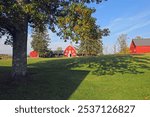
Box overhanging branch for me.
[0,15,16,36]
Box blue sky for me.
[89,0,150,53]
[0,0,150,54]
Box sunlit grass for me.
[0,54,150,100]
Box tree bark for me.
[12,21,28,79]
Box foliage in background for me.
[54,47,63,57]
[134,36,143,40]
[117,34,129,54]
[0,54,11,60]
[78,39,103,56]
[31,27,50,58]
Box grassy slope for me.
[0,55,150,100]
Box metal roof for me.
[133,39,150,46]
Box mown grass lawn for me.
[0,55,150,100]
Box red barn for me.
[29,51,39,58]
[130,39,150,54]
[64,45,77,57]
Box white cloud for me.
[116,20,150,35]
[105,11,150,36]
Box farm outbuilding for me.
[130,39,150,54]
[29,51,39,58]
[64,45,77,57]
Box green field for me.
[0,55,150,100]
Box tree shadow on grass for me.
[71,55,150,76]
[0,55,150,99]
[0,59,89,100]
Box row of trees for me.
[31,27,108,57]
[31,28,144,56]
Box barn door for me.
[68,51,72,57]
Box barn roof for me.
[133,39,150,46]
[65,45,76,51]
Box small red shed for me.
[130,39,150,54]
[29,51,39,58]
[64,45,77,57]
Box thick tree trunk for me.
[12,22,28,79]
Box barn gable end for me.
[130,40,136,53]
[64,45,77,57]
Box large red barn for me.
[64,45,77,57]
[130,39,150,54]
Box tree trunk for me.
[12,22,28,79]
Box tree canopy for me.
[0,0,108,77]
[57,3,109,42]
[0,0,106,39]
[57,3,109,56]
